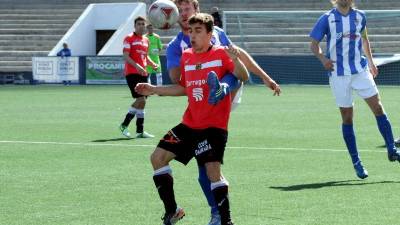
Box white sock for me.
[154,165,172,176]
[156,73,163,86]
[128,107,137,115]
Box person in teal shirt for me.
[145,24,163,85]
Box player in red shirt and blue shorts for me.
[135,13,248,225]
[119,16,158,139]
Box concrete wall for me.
[48,3,146,56]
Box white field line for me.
[0,140,386,153]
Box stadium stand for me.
[156,0,400,56]
[0,0,148,74]
[223,10,400,55]
[0,0,399,76]
[201,0,400,11]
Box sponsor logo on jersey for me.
[195,139,212,156]
[192,88,204,102]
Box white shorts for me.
[329,70,378,108]
[231,82,244,111]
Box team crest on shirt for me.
[192,88,203,101]
[195,63,202,70]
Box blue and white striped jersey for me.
[310,8,368,76]
[166,26,232,70]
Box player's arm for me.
[168,67,181,84]
[166,39,182,84]
[227,53,249,82]
[310,38,335,71]
[224,45,248,81]
[147,55,158,70]
[217,29,247,81]
[310,14,333,71]
[232,58,249,79]
[219,27,280,93]
[232,57,248,82]
[123,52,146,75]
[236,47,281,95]
[135,83,185,96]
[361,28,378,77]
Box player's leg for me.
[230,82,243,111]
[151,147,184,224]
[205,162,233,225]
[151,147,178,216]
[197,165,220,224]
[207,71,240,105]
[153,124,193,224]
[156,72,163,86]
[330,74,368,179]
[148,72,156,85]
[339,107,367,178]
[354,71,400,162]
[133,96,153,138]
[363,95,400,161]
[134,76,154,138]
[396,137,400,147]
[197,128,233,225]
[120,104,136,138]
[195,129,220,224]
[120,75,139,138]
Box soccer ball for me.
[147,0,179,30]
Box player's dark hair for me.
[188,13,214,33]
[173,0,199,12]
[134,16,146,25]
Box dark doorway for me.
[96,30,116,54]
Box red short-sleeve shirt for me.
[179,46,235,130]
[123,33,149,76]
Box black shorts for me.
[126,74,148,98]
[157,123,228,166]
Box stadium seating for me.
[0,0,400,74]
[200,0,400,11]
[157,0,400,55]
[0,0,148,73]
[222,12,400,55]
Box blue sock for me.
[198,166,218,214]
[342,124,360,164]
[220,73,240,93]
[376,114,396,153]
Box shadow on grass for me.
[270,180,400,191]
[92,138,134,142]
[377,142,400,148]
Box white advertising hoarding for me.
[32,57,79,83]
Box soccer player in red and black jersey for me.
[119,16,158,138]
[136,13,246,225]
